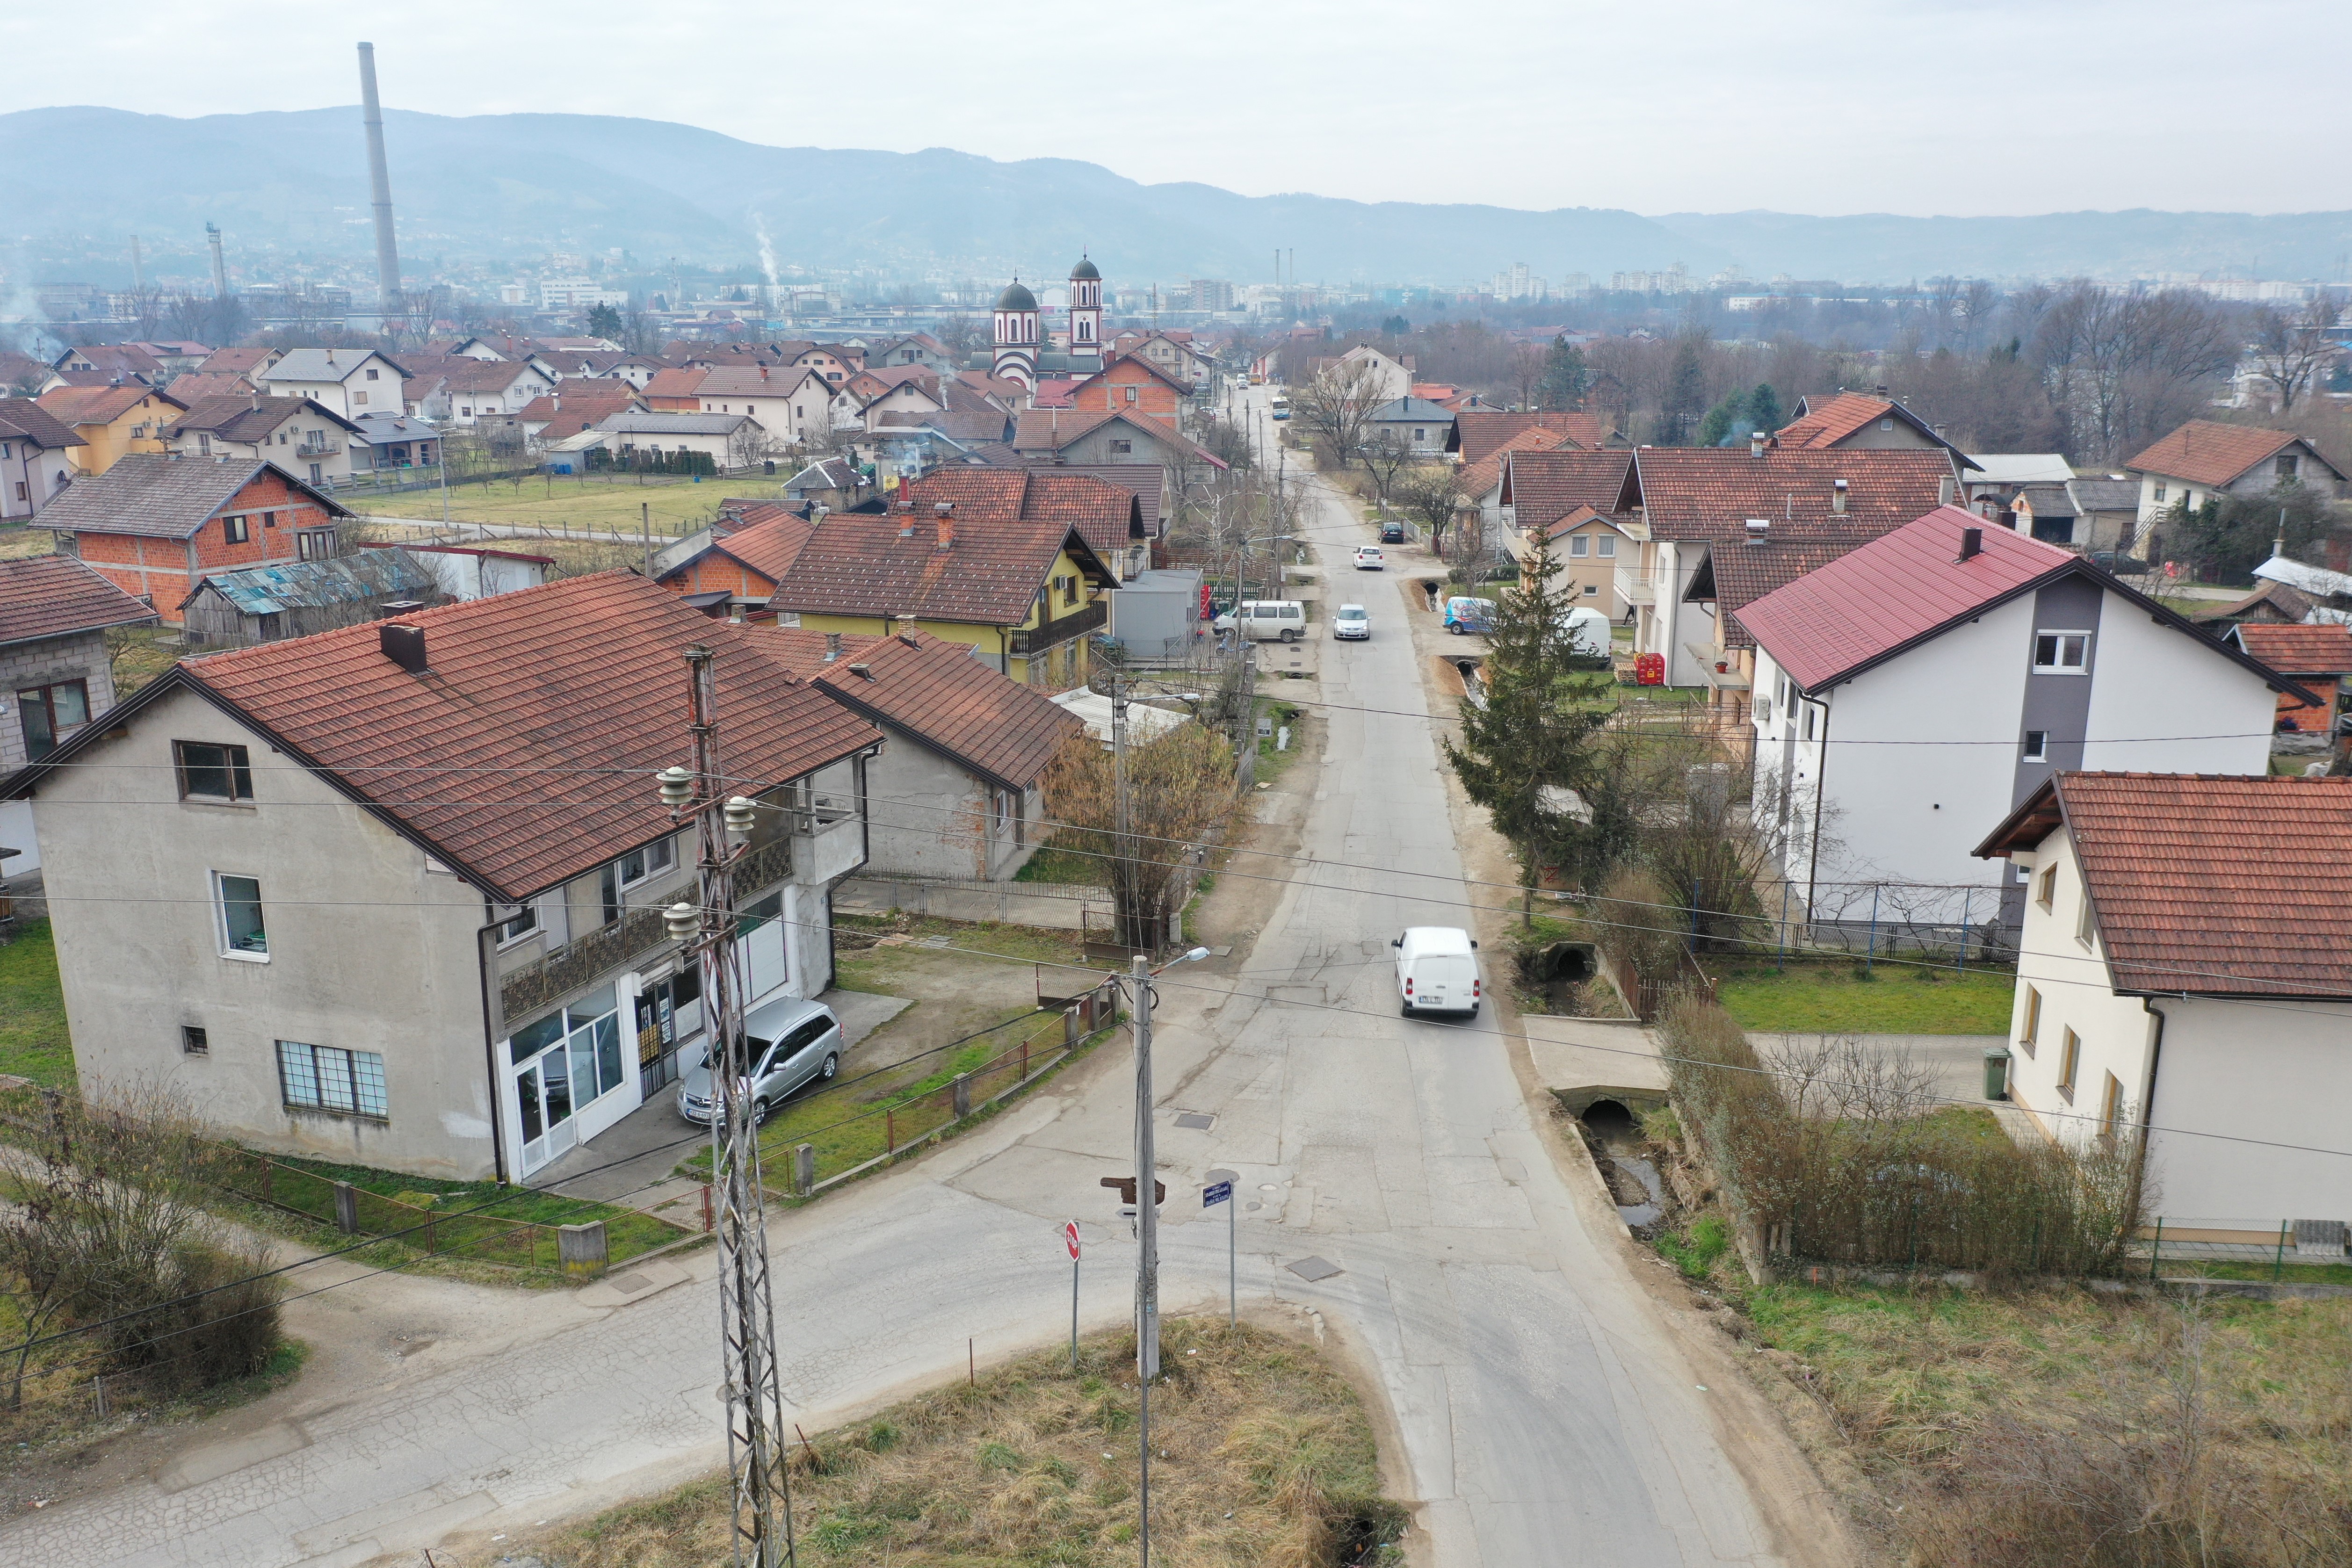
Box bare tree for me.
[727,419,781,471]
[1291,356,1389,469]
[1393,464,1466,557]
[1508,341,1547,408]
[2247,298,2339,414]
[1037,725,1245,951]
[1360,432,1419,507]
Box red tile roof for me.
[1498,448,1638,529]
[1453,411,1612,467]
[0,554,159,649]
[1977,773,2352,998]
[195,347,275,375]
[141,573,876,900]
[766,476,1119,626]
[1776,393,1899,448]
[37,384,181,426]
[159,372,256,401]
[641,367,710,401]
[2124,419,2329,488]
[909,467,1141,558]
[1632,447,1955,542]
[1457,426,1568,499]
[516,384,642,441]
[2230,621,2352,674]
[713,509,820,585]
[750,627,1082,790]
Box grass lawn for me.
[0,526,57,561]
[1252,697,1310,784]
[347,474,752,533]
[0,919,74,1087]
[1713,958,2017,1033]
[1012,843,1107,886]
[488,1318,1404,1568]
[1730,1279,2352,1563]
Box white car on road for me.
[1353,546,1385,570]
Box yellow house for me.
[766,469,1126,689]
[1517,504,1640,619]
[35,385,188,476]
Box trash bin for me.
[1983,1045,2011,1101]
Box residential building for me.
[1734,506,2307,925]
[3,573,883,1180]
[51,343,164,384]
[398,357,555,426]
[1109,330,1209,386]
[1448,410,1620,466]
[1961,454,2074,504]
[752,627,1081,880]
[1364,396,1457,456]
[0,556,158,872]
[583,411,772,470]
[782,455,873,512]
[514,384,644,447]
[1773,393,1978,471]
[0,402,86,520]
[355,542,551,601]
[194,347,283,381]
[180,549,446,647]
[163,372,261,402]
[36,385,187,476]
[2227,622,2352,741]
[764,470,1122,687]
[348,413,442,475]
[652,505,820,610]
[690,365,833,445]
[1064,354,1193,426]
[1009,408,1226,506]
[1331,345,1411,402]
[1519,506,1638,617]
[255,349,406,419]
[1492,448,1639,548]
[2124,420,2347,547]
[871,333,952,370]
[163,397,363,487]
[1974,773,2352,1228]
[34,455,353,622]
[1458,426,1572,536]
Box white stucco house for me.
[2123,419,2346,546]
[1975,772,2352,1240]
[254,348,408,420]
[4,573,883,1181]
[1733,506,2312,934]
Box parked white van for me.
[1391,926,1482,1017]
[1562,606,1612,659]
[1214,600,1309,643]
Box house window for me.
[213,872,268,959]
[2019,985,2041,1054]
[223,514,250,545]
[365,368,380,381]
[616,835,678,889]
[2036,865,2057,910]
[15,679,90,760]
[297,529,335,561]
[2033,631,2090,672]
[498,903,540,947]
[2022,730,2048,761]
[1569,535,1590,557]
[353,390,368,406]
[174,740,254,801]
[277,1041,388,1120]
[1801,703,1816,741]
[1878,419,1893,431]
[2152,484,2166,503]
[181,1025,209,1056]
[1582,583,1599,596]
[1125,386,1138,403]
[2099,1071,2124,1141]
[1597,536,1615,558]
[1058,573,1079,607]
[2056,1027,2081,1102]
[2076,883,2095,945]
[2275,454,2299,479]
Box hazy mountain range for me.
[5,106,2351,291]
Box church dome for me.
[996,280,1039,311]
[1069,256,1100,281]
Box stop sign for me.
[1064,1220,1082,1261]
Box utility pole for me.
[1130,949,1160,1568]
[1110,673,1132,949]
[659,651,795,1568]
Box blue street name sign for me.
[1203,1180,1233,1207]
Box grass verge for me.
[1714,958,2017,1033]
[346,473,746,531]
[0,919,73,1087]
[484,1318,1406,1568]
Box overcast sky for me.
[5,0,2347,217]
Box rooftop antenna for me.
[357,42,404,319]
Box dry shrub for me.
[1592,865,1685,998]
[1658,998,2141,1277]
[518,1318,1404,1568]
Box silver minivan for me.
[677,995,843,1124]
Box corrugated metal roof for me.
[190,549,441,615]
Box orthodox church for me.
[987,256,1106,392]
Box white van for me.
[1214,600,1308,643]
[1563,606,1612,658]
[1391,926,1482,1017]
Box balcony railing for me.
[1010,599,1107,656]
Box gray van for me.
[676,995,843,1125]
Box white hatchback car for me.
[1332,604,1370,639]
[1353,545,1385,570]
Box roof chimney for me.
[824,631,842,662]
[376,598,425,620]
[1938,475,1956,507]
[1749,429,1767,458]
[935,509,955,550]
[380,621,427,673]
[1744,518,1770,545]
[1831,477,1848,514]
[1956,526,1983,562]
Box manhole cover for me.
[1174,1113,1215,1130]
[605,1272,651,1293]
[1286,1256,1343,1282]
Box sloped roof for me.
[707,509,820,587]
[1498,448,1638,529]
[262,348,399,383]
[37,384,181,426]
[641,367,711,400]
[1964,454,2075,487]
[2124,420,2330,488]
[597,411,751,436]
[1042,464,1164,522]
[692,364,825,399]
[1777,393,1904,447]
[914,467,1141,556]
[11,573,880,902]
[1459,426,1569,499]
[1975,773,2352,999]
[1702,525,1924,650]
[2191,578,2316,625]
[750,627,1081,791]
[183,548,441,615]
[1534,505,1631,545]
[400,356,541,395]
[2230,621,2352,675]
[1369,396,1459,422]
[1452,411,1613,466]
[1633,447,1954,542]
[159,373,255,401]
[33,454,351,539]
[2067,477,2140,513]
[1732,506,2311,695]
[166,396,357,444]
[0,555,158,648]
[195,347,275,374]
[515,385,641,441]
[0,400,85,448]
[766,481,1117,625]
[1010,408,1224,470]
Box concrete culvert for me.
[1581,1098,1636,1138]
[1516,939,1595,985]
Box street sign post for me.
[1205,1169,1238,1327]
[1064,1221,1081,1370]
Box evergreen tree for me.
[1535,335,1592,410]
[586,302,624,341]
[1443,528,1618,920]
[1743,382,1783,434]
[1659,336,1707,444]
[1697,392,1744,448]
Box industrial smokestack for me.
[205,224,228,300]
[356,43,404,317]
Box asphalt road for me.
[2,395,1780,1568]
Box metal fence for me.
[2140,1217,2350,1279]
[1762,879,2019,967]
